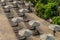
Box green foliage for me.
[41,3,58,19]
[48,0,60,3]
[39,0,48,4]
[52,16,60,25]
[35,2,44,17]
[48,0,57,3]
[48,0,60,6]
[35,2,58,19]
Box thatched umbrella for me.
[49,24,60,36]
[12,1,19,8]
[18,8,29,17]
[19,8,29,13]
[4,5,13,12]
[4,5,10,12]
[10,20,18,27]
[28,20,40,35]
[13,1,18,4]
[3,5,13,10]
[11,17,23,27]
[28,20,40,30]
[18,29,32,37]
[5,5,13,8]
[1,0,6,6]
[25,1,33,7]
[25,1,33,12]
[17,0,25,4]
[40,34,55,40]
[1,0,5,2]
[6,13,13,19]
[18,29,32,40]
[11,17,23,23]
[18,0,25,4]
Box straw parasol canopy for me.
[19,8,29,13]
[48,24,60,31]
[13,1,19,4]
[40,34,55,40]
[1,0,6,6]
[25,1,33,7]
[28,20,40,27]
[16,0,25,4]
[1,0,6,2]
[3,5,13,12]
[13,1,17,4]
[18,8,29,16]
[11,17,23,23]
[4,5,13,9]
[18,29,32,37]
[6,13,13,18]
[12,1,19,8]
[4,5,9,8]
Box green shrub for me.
[52,16,60,25]
[41,3,58,19]
[35,2,58,19]
[35,2,44,17]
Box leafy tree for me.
[41,3,58,19]
[52,16,60,25]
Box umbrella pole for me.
[28,6,32,13]
[30,26,36,30]
[2,2,6,6]
[34,29,40,36]
[33,27,36,30]
[32,27,40,36]
[24,36,27,40]
[53,30,56,36]
[23,13,27,18]
[17,22,19,26]
[20,36,27,40]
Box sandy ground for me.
[0,3,40,40]
[0,1,60,40]
[26,13,60,40]
[0,5,18,40]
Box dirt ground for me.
[0,11,18,40]
[0,1,60,40]
[26,13,60,40]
